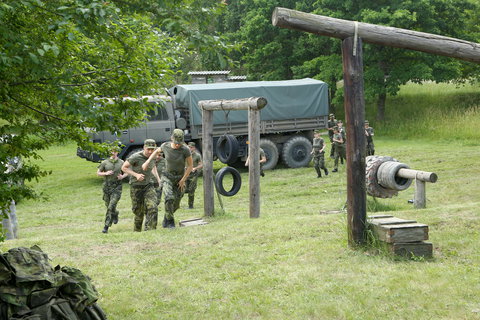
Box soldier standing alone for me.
[332,126,346,172]
[311,131,329,178]
[121,139,161,232]
[97,147,128,234]
[185,142,203,209]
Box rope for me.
[353,21,359,56]
[220,100,231,134]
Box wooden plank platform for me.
[368,216,417,225]
[369,222,429,243]
[387,242,433,258]
[179,218,208,227]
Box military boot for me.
[167,219,175,228]
[315,167,322,178]
[112,210,119,224]
[102,225,109,234]
[324,168,329,176]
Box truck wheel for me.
[216,134,239,165]
[282,136,312,168]
[215,166,242,197]
[125,147,143,161]
[259,139,279,170]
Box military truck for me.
[77,78,329,170]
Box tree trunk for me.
[376,92,386,122]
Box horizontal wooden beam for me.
[199,97,268,111]
[397,168,438,183]
[272,7,480,64]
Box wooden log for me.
[202,109,214,216]
[387,242,433,258]
[415,180,427,209]
[199,97,267,111]
[179,218,209,227]
[272,7,480,64]
[342,36,367,246]
[397,168,438,183]
[248,107,261,218]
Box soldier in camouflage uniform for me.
[146,129,192,228]
[332,126,346,172]
[97,147,128,233]
[337,120,346,165]
[245,141,267,177]
[311,131,329,178]
[121,139,161,232]
[185,142,203,209]
[327,113,337,159]
[365,120,375,156]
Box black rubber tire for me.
[281,136,312,168]
[124,147,143,161]
[365,156,399,198]
[259,139,279,170]
[216,135,239,165]
[214,166,242,197]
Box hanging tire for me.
[259,139,279,170]
[281,136,312,168]
[216,135,239,165]
[215,167,242,197]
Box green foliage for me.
[0,0,225,211]
[217,0,480,118]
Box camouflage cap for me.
[365,120,369,124]
[329,113,335,117]
[172,129,184,144]
[188,142,196,147]
[144,139,156,149]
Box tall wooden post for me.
[202,109,214,216]
[248,106,261,218]
[342,36,367,246]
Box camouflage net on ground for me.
[0,245,107,320]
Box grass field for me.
[1,82,480,319]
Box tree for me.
[217,0,479,120]
[0,0,225,216]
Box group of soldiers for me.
[311,113,375,178]
[96,129,203,233]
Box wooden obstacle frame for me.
[199,97,268,218]
[272,7,480,246]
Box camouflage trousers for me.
[155,181,164,207]
[313,152,327,176]
[366,141,375,156]
[102,182,122,227]
[185,174,198,208]
[130,183,158,232]
[334,144,346,169]
[162,174,185,220]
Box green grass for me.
[2,82,480,319]
[366,82,480,143]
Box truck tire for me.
[282,136,312,168]
[215,167,242,197]
[124,147,143,161]
[365,156,399,198]
[259,139,279,170]
[377,161,413,191]
[216,134,239,165]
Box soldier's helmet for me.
[172,129,184,144]
[144,139,156,149]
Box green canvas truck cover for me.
[170,78,329,126]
